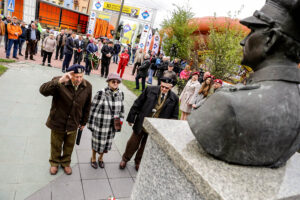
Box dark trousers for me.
[135,74,146,90]
[73,51,83,64]
[49,130,77,167]
[42,51,53,64]
[19,38,25,54]
[55,45,64,60]
[132,62,141,75]
[25,40,36,59]
[122,131,148,165]
[6,39,19,58]
[101,59,110,77]
[113,53,119,63]
[4,34,8,52]
[62,53,73,71]
[85,58,91,75]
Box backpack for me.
[155,58,161,65]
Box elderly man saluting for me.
[40,64,92,175]
[120,77,179,171]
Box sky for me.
[125,0,265,28]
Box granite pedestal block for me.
[131,118,300,200]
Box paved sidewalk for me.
[0,61,138,200]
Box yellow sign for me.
[103,2,140,18]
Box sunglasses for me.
[111,80,120,84]
[160,85,171,90]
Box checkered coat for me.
[87,87,124,153]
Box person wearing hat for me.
[119,76,179,171]
[179,72,201,120]
[40,64,92,175]
[213,79,223,90]
[117,49,130,78]
[101,41,114,78]
[42,32,57,67]
[87,73,124,169]
[188,0,300,168]
[162,62,177,84]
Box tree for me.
[202,15,246,81]
[161,4,197,60]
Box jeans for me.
[135,74,146,90]
[147,69,155,84]
[131,55,135,64]
[62,53,73,72]
[113,53,119,63]
[19,38,25,54]
[6,39,19,58]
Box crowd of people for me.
[2,15,224,176]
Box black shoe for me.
[91,158,98,169]
[19,53,23,56]
[54,58,58,60]
[6,56,9,59]
[48,64,52,67]
[41,63,45,66]
[13,56,19,59]
[25,57,28,60]
[98,160,105,168]
[30,58,35,61]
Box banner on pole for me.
[152,31,160,54]
[87,11,97,35]
[145,29,152,53]
[138,24,150,50]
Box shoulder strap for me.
[105,95,113,116]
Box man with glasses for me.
[119,77,179,171]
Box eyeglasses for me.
[161,85,171,90]
[111,80,120,84]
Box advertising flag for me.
[152,31,160,54]
[145,30,152,53]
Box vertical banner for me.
[87,11,97,35]
[152,31,160,54]
[138,24,150,50]
[145,29,152,53]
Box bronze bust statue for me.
[188,0,300,168]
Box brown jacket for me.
[56,34,67,46]
[40,77,92,132]
[0,21,5,36]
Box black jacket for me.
[127,86,179,134]
[64,37,75,55]
[137,58,150,77]
[150,56,157,70]
[20,26,27,39]
[113,44,121,54]
[101,45,114,61]
[157,61,169,78]
[172,61,181,74]
[74,39,85,51]
[25,28,40,41]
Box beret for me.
[66,64,85,74]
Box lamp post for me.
[114,0,125,40]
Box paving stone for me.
[0,164,21,184]
[51,181,84,200]
[105,163,131,179]
[126,162,138,178]
[25,184,51,200]
[77,149,91,163]
[82,179,113,200]
[0,183,16,200]
[109,178,134,199]
[53,165,81,182]
[79,163,107,180]
[103,150,122,163]
[15,183,49,200]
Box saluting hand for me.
[59,71,74,83]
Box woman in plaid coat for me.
[88,73,124,169]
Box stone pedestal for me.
[131,118,300,200]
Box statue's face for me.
[240,26,269,70]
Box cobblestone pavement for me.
[0,61,139,200]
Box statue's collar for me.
[248,65,300,84]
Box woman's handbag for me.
[105,96,122,132]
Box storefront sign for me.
[102,2,140,18]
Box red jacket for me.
[119,52,130,66]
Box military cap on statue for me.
[240,0,300,42]
[66,64,85,74]
[160,76,177,86]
